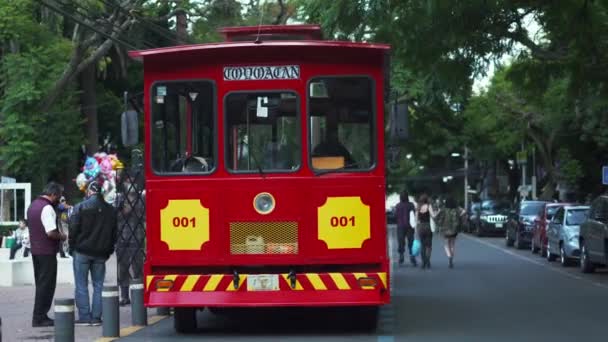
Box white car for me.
[546,205,590,266]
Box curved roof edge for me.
[128,40,390,61]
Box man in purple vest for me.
[27,182,66,327]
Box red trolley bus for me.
[128,25,391,333]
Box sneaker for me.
[90,319,102,326]
[32,318,54,327]
[74,319,91,326]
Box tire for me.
[476,224,483,237]
[546,243,557,261]
[560,244,573,267]
[580,241,595,273]
[354,306,379,332]
[174,307,197,334]
[531,238,539,254]
[505,232,514,247]
[515,233,525,250]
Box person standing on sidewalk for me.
[27,182,66,327]
[116,184,146,306]
[9,218,31,259]
[395,191,417,266]
[69,182,117,326]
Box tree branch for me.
[272,0,287,25]
[503,29,569,61]
[39,16,135,112]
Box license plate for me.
[247,274,279,291]
[495,223,503,228]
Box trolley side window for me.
[225,91,300,173]
[150,81,215,174]
[308,76,375,171]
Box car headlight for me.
[253,192,275,215]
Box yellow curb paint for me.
[94,315,169,342]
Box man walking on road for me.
[395,191,417,266]
[28,182,66,327]
[69,181,118,326]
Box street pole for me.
[464,146,469,210]
[532,146,537,200]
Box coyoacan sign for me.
[223,65,300,81]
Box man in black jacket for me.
[69,182,117,326]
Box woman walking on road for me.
[416,194,436,269]
[436,196,460,268]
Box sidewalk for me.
[0,254,156,342]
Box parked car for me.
[531,203,571,256]
[464,202,481,233]
[579,196,608,273]
[505,200,548,249]
[470,200,511,236]
[546,206,589,266]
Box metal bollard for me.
[156,307,171,316]
[130,279,147,326]
[102,285,119,337]
[54,298,74,342]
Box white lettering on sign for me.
[223,65,300,81]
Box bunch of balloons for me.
[76,152,124,204]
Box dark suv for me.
[506,200,548,249]
[579,196,608,273]
[470,200,511,237]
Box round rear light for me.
[254,192,275,215]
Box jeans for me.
[32,255,57,322]
[117,245,144,300]
[10,243,30,259]
[397,225,415,256]
[73,252,107,321]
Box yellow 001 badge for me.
[160,199,210,250]
[317,196,370,249]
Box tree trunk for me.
[80,63,98,155]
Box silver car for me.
[546,206,590,266]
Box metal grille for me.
[116,149,146,291]
[230,222,298,255]
[483,215,508,223]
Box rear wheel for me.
[560,244,573,267]
[546,243,557,261]
[174,307,197,334]
[354,306,379,332]
[580,241,595,273]
[505,232,514,247]
[531,238,539,254]
[515,232,525,250]
[476,223,483,237]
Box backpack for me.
[440,209,460,234]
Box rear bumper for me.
[145,272,389,307]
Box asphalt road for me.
[119,229,608,342]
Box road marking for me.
[94,315,168,342]
[463,234,608,290]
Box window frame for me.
[306,75,377,173]
[149,79,218,176]
[223,89,302,174]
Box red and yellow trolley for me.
[129,24,391,332]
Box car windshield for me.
[566,209,589,226]
[546,206,560,220]
[521,202,543,216]
[482,201,510,212]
